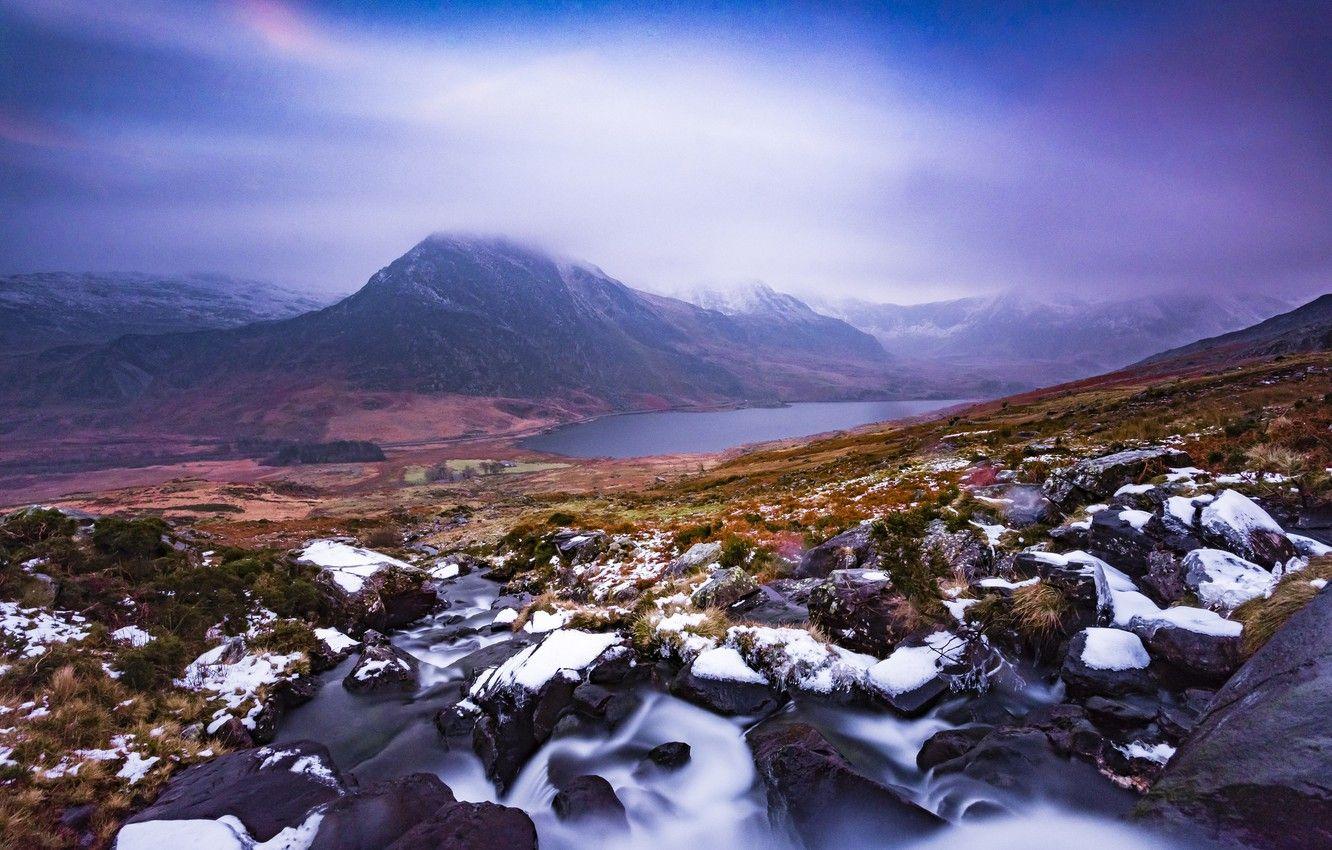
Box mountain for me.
[812,291,1295,387]
[1,236,947,449]
[0,272,327,354]
[1134,292,1332,372]
[674,282,885,362]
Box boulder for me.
[385,802,538,850]
[308,773,456,850]
[923,519,990,581]
[644,741,691,769]
[748,723,942,847]
[551,774,629,829]
[1042,447,1192,512]
[1141,550,1189,606]
[690,566,758,610]
[343,632,419,693]
[1130,617,1243,687]
[727,583,809,625]
[795,524,878,579]
[1087,508,1161,578]
[311,627,360,673]
[125,741,348,842]
[1138,588,1332,850]
[1061,628,1155,698]
[916,725,993,772]
[1182,549,1275,613]
[305,542,439,634]
[665,541,722,576]
[671,648,784,717]
[550,530,606,563]
[1199,490,1297,568]
[807,569,913,657]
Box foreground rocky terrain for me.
[1,352,1330,848]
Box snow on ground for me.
[1094,557,1243,637]
[691,645,768,685]
[1117,741,1176,765]
[970,521,1008,548]
[1079,628,1150,670]
[470,629,622,697]
[111,625,154,647]
[177,641,303,732]
[297,540,413,594]
[1182,549,1276,612]
[0,602,90,657]
[523,609,570,633]
[1288,534,1332,557]
[313,627,358,655]
[1114,483,1156,497]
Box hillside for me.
[0,272,326,354]
[1135,292,1332,372]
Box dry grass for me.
[1233,557,1332,656]
[1010,582,1069,642]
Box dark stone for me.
[550,530,606,563]
[1087,508,1160,578]
[690,566,759,609]
[126,741,348,842]
[728,583,809,625]
[670,661,784,717]
[1060,630,1155,698]
[1141,550,1189,606]
[1294,502,1332,545]
[343,639,419,693]
[1084,695,1159,727]
[314,563,440,635]
[572,681,614,716]
[916,726,993,772]
[795,524,878,579]
[807,568,913,656]
[748,723,943,848]
[309,773,456,850]
[645,741,691,769]
[434,704,477,740]
[1042,447,1192,513]
[1138,589,1332,850]
[1130,618,1242,687]
[551,774,628,829]
[385,801,538,850]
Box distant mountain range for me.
[1,236,967,448]
[0,272,326,354]
[809,291,1295,386]
[1134,292,1332,372]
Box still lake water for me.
[521,399,969,458]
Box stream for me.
[278,572,1186,849]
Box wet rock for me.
[1024,703,1108,762]
[795,523,878,579]
[309,773,455,850]
[1042,447,1192,513]
[551,774,629,829]
[126,741,348,842]
[690,566,758,610]
[665,541,722,576]
[807,568,912,657]
[1130,618,1242,687]
[310,627,360,673]
[749,723,943,847]
[1060,628,1155,698]
[1199,490,1297,568]
[728,583,809,625]
[923,519,990,580]
[550,530,606,563]
[1141,550,1188,606]
[572,681,614,716]
[385,801,538,850]
[645,741,691,769]
[313,562,439,635]
[434,703,478,740]
[671,655,784,717]
[1083,695,1159,728]
[916,726,993,771]
[1139,588,1332,850]
[343,632,419,693]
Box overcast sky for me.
[1,0,1328,304]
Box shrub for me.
[718,536,752,569]
[362,527,399,549]
[115,634,189,692]
[91,517,170,560]
[0,508,76,549]
[251,620,317,656]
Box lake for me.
[520,399,970,458]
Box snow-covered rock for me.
[1199,490,1297,567]
[1182,549,1275,613]
[111,625,154,647]
[300,539,438,632]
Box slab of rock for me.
[671,649,784,717]
[749,723,943,847]
[551,774,628,829]
[645,741,691,769]
[916,725,993,772]
[343,632,419,693]
[385,801,538,850]
[1182,548,1275,613]
[1130,616,1243,686]
[690,566,758,610]
[1061,628,1155,698]
[807,568,912,657]
[1138,588,1332,850]
[727,583,809,625]
[1199,490,1297,567]
[665,541,722,576]
[125,741,348,842]
[550,530,606,563]
[1042,448,1192,512]
[308,773,456,850]
[302,540,440,634]
[795,524,878,579]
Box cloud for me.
[0,0,1327,304]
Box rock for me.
[343,634,419,693]
[434,703,478,740]
[748,723,943,847]
[1130,617,1243,687]
[923,519,990,581]
[1293,502,1332,546]
[795,524,878,579]
[665,541,722,576]
[727,583,809,625]
[1139,588,1332,850]
[311,627,360,673]
[645,741,691,769]
[304,541,440,634]
[690,566,758,610]
[1060,628,1155,698]
[916,726,993,772]
[1087,508,1160,578]
[807,568,913,656]
[1083,695,1159,727]
[1199,490,1297,568]
[1182,549,1275,613]
[1042,447,1192,512]
[551,775,628,829]
[1023,702,1108,763]
[1018,550,1104,627]
[550,530,606,563]
[308,773,455,850]
[385,801,538,850]
[125,741,348,842]
[671,651,784,717]
[1141,550,1189,606]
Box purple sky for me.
[0,0,1328,304]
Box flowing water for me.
[520,400,971,458]
[278,572,1190,849]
